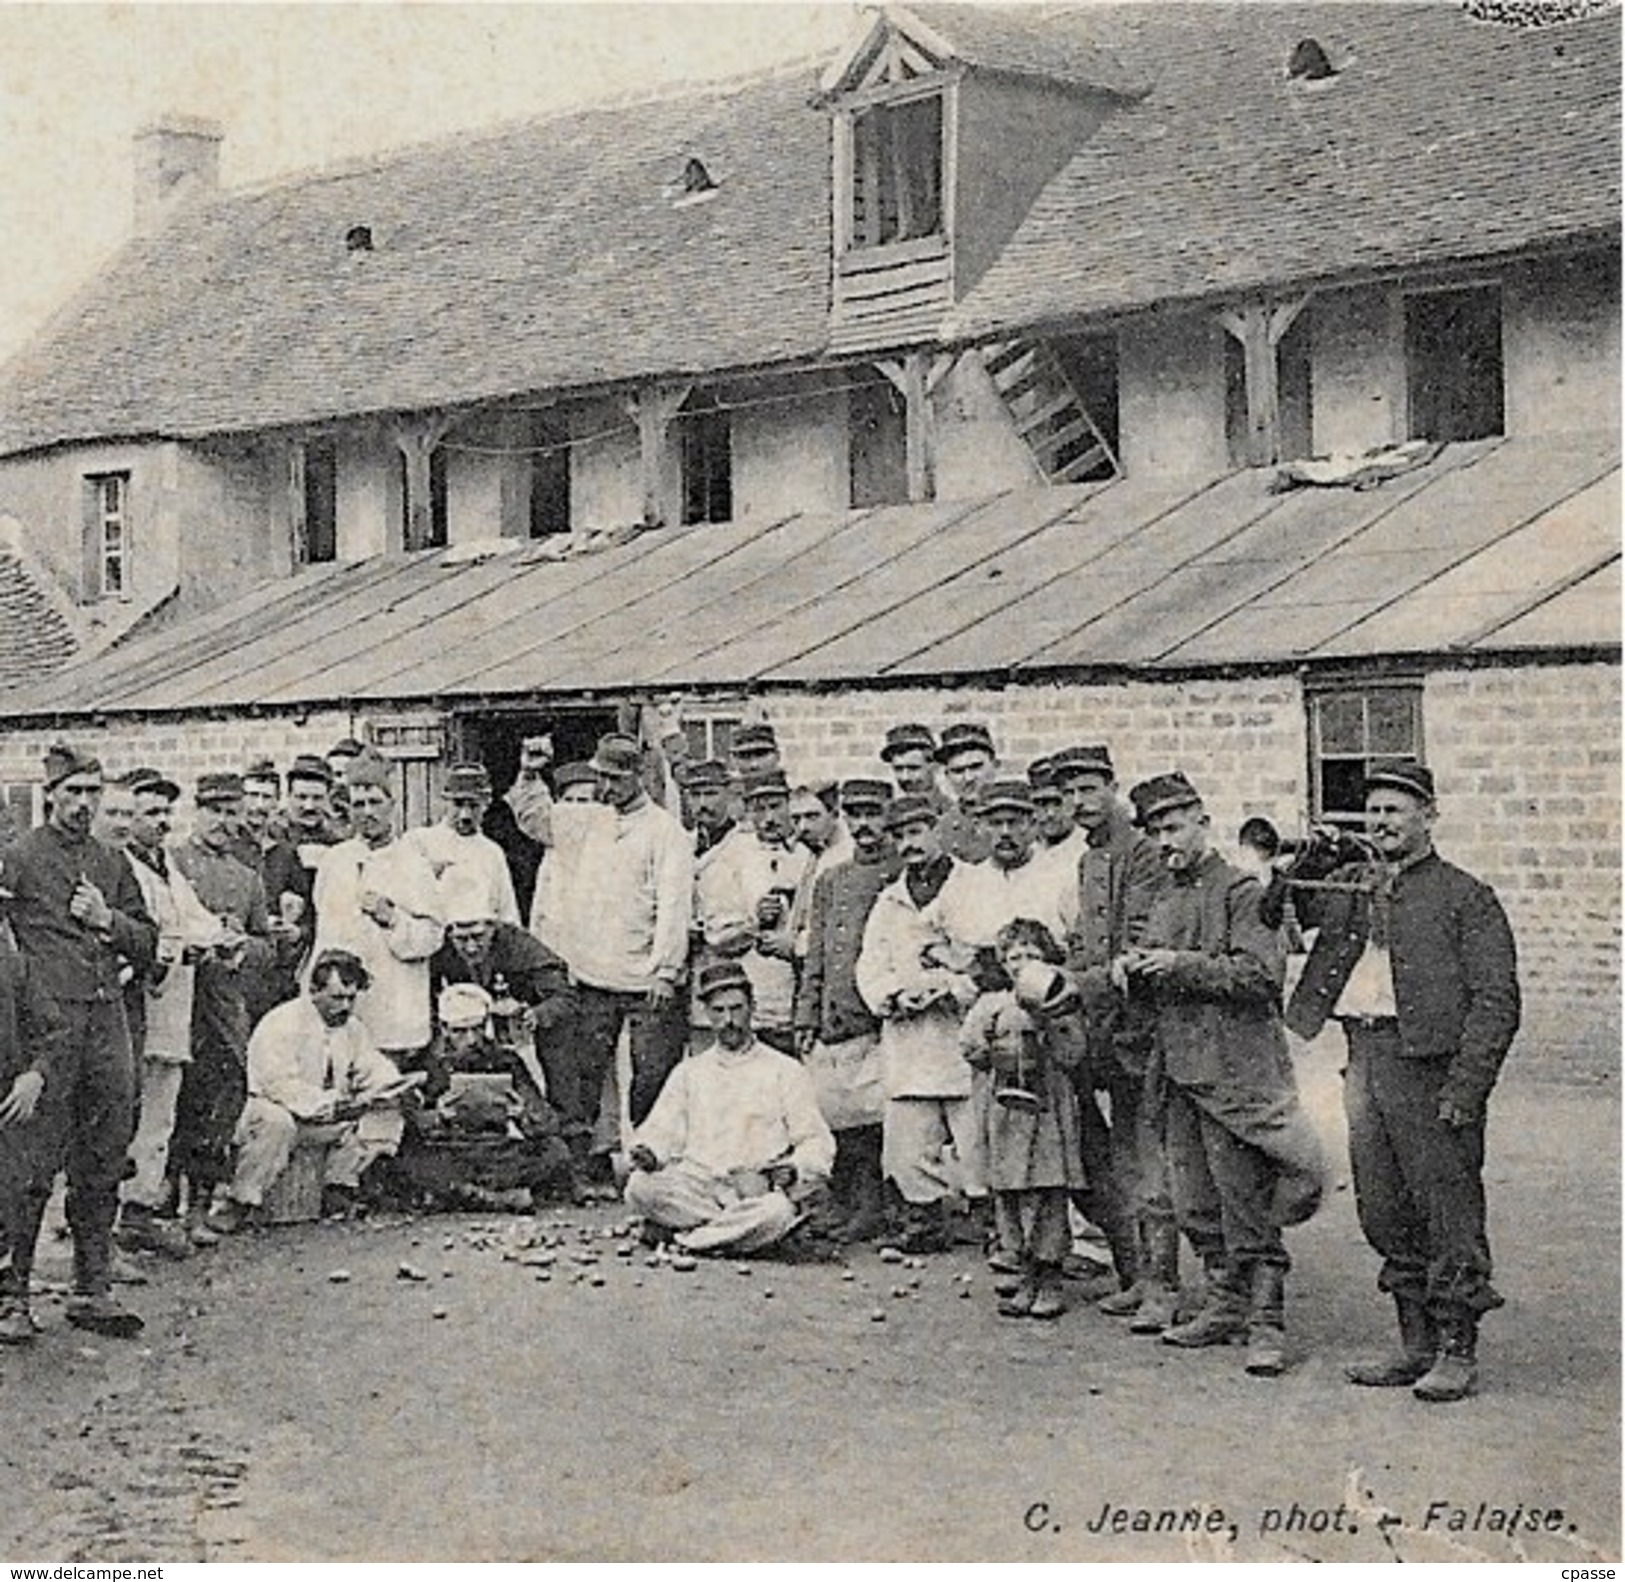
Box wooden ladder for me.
[981,339,1121,484]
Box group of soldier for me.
[0,705,1520,1404]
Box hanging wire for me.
[434,372,903,458]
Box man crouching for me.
[209,950,410,1230]
[626,961,833,1256]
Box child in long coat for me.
[959,918,1087,1319]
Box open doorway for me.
[453,705,620,915]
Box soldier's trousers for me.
[1165,1080,1289,1276]
[33,998,138,1297]
[1343,1023,1501,1317]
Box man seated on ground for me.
[209,950,412,1230]
[396,983,572,1212]
[626,961,834,1256]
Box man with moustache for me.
[170,774,276,1243]
[1282,762,1519,1404]
[626,961,832,1257]
[508,733,692,1165]
[1052,744,1175,1327]
[856,796,982,1254]
[309,759,444,1068]
[404,762,521,927]
[879,723,941,805]
[695,769,810,1055]
[794,778,900,1242]
[116,768,225,1260]
[1119,773,1323,1378]
[933,723,998,863]
[0,745,156,1336]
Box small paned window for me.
[1309,684,1423,822]
[82,472,131,600]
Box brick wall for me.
[1424,662,1621,1083]
[0,658,1616,1081]
[0,710,356,838]
[737,674,1307,848]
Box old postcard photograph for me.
[0,0,1617,1565]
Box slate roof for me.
[3,433,1612,718]
[946,2,1622,336]
[0,4,1616,456]
[896,4,1149,95]
[0,552,79,691]
[0,65,833,456]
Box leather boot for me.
[1345,1295,1436,1387]
[1413,1308,1479,1403]
[1243,1263,1288,1377]
[1027,1261,1067,1321]
[899,1200,950,1255]
[1128,1222,1182,1334]
[1162,1257,1247,1348]
[998,1260,1037,1317]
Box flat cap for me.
[327,738,366,760]
[678,759,730,791]
[553,761,599,792]
[438,981,493,1030]
[730,723,779,756]
[1365,760,1436,804]
[738,768,790,802]
[286,754,335,788]
[1128,771,1204,828]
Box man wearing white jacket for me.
[626,961,832,1255]
[402,762,521,928]
[309,760,444,1061]
[115,769,228,1259]
[211,950,408,1228]
[855,795,981,1254]
[693,770,810,1053]
[509,733,693,1153]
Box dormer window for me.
[850,93,943,248]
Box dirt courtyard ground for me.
[2,1050,1618,1564]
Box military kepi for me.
[695,959,753,1002]
[1365,759,1436,804]
[885,793,941,831]
[444,762,493,799]
[840,777,894,808]
[935,722,995,763]
[196,772,246,806]
[43,743,101,789]
[880,723,937,762]
[1128,771,1204,827]
[591,733,642,775]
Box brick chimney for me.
[133,115,224,232]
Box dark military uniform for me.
[1064,805,1169,1291]
[0,826,156,1300]
[1288,850,1519,1322]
